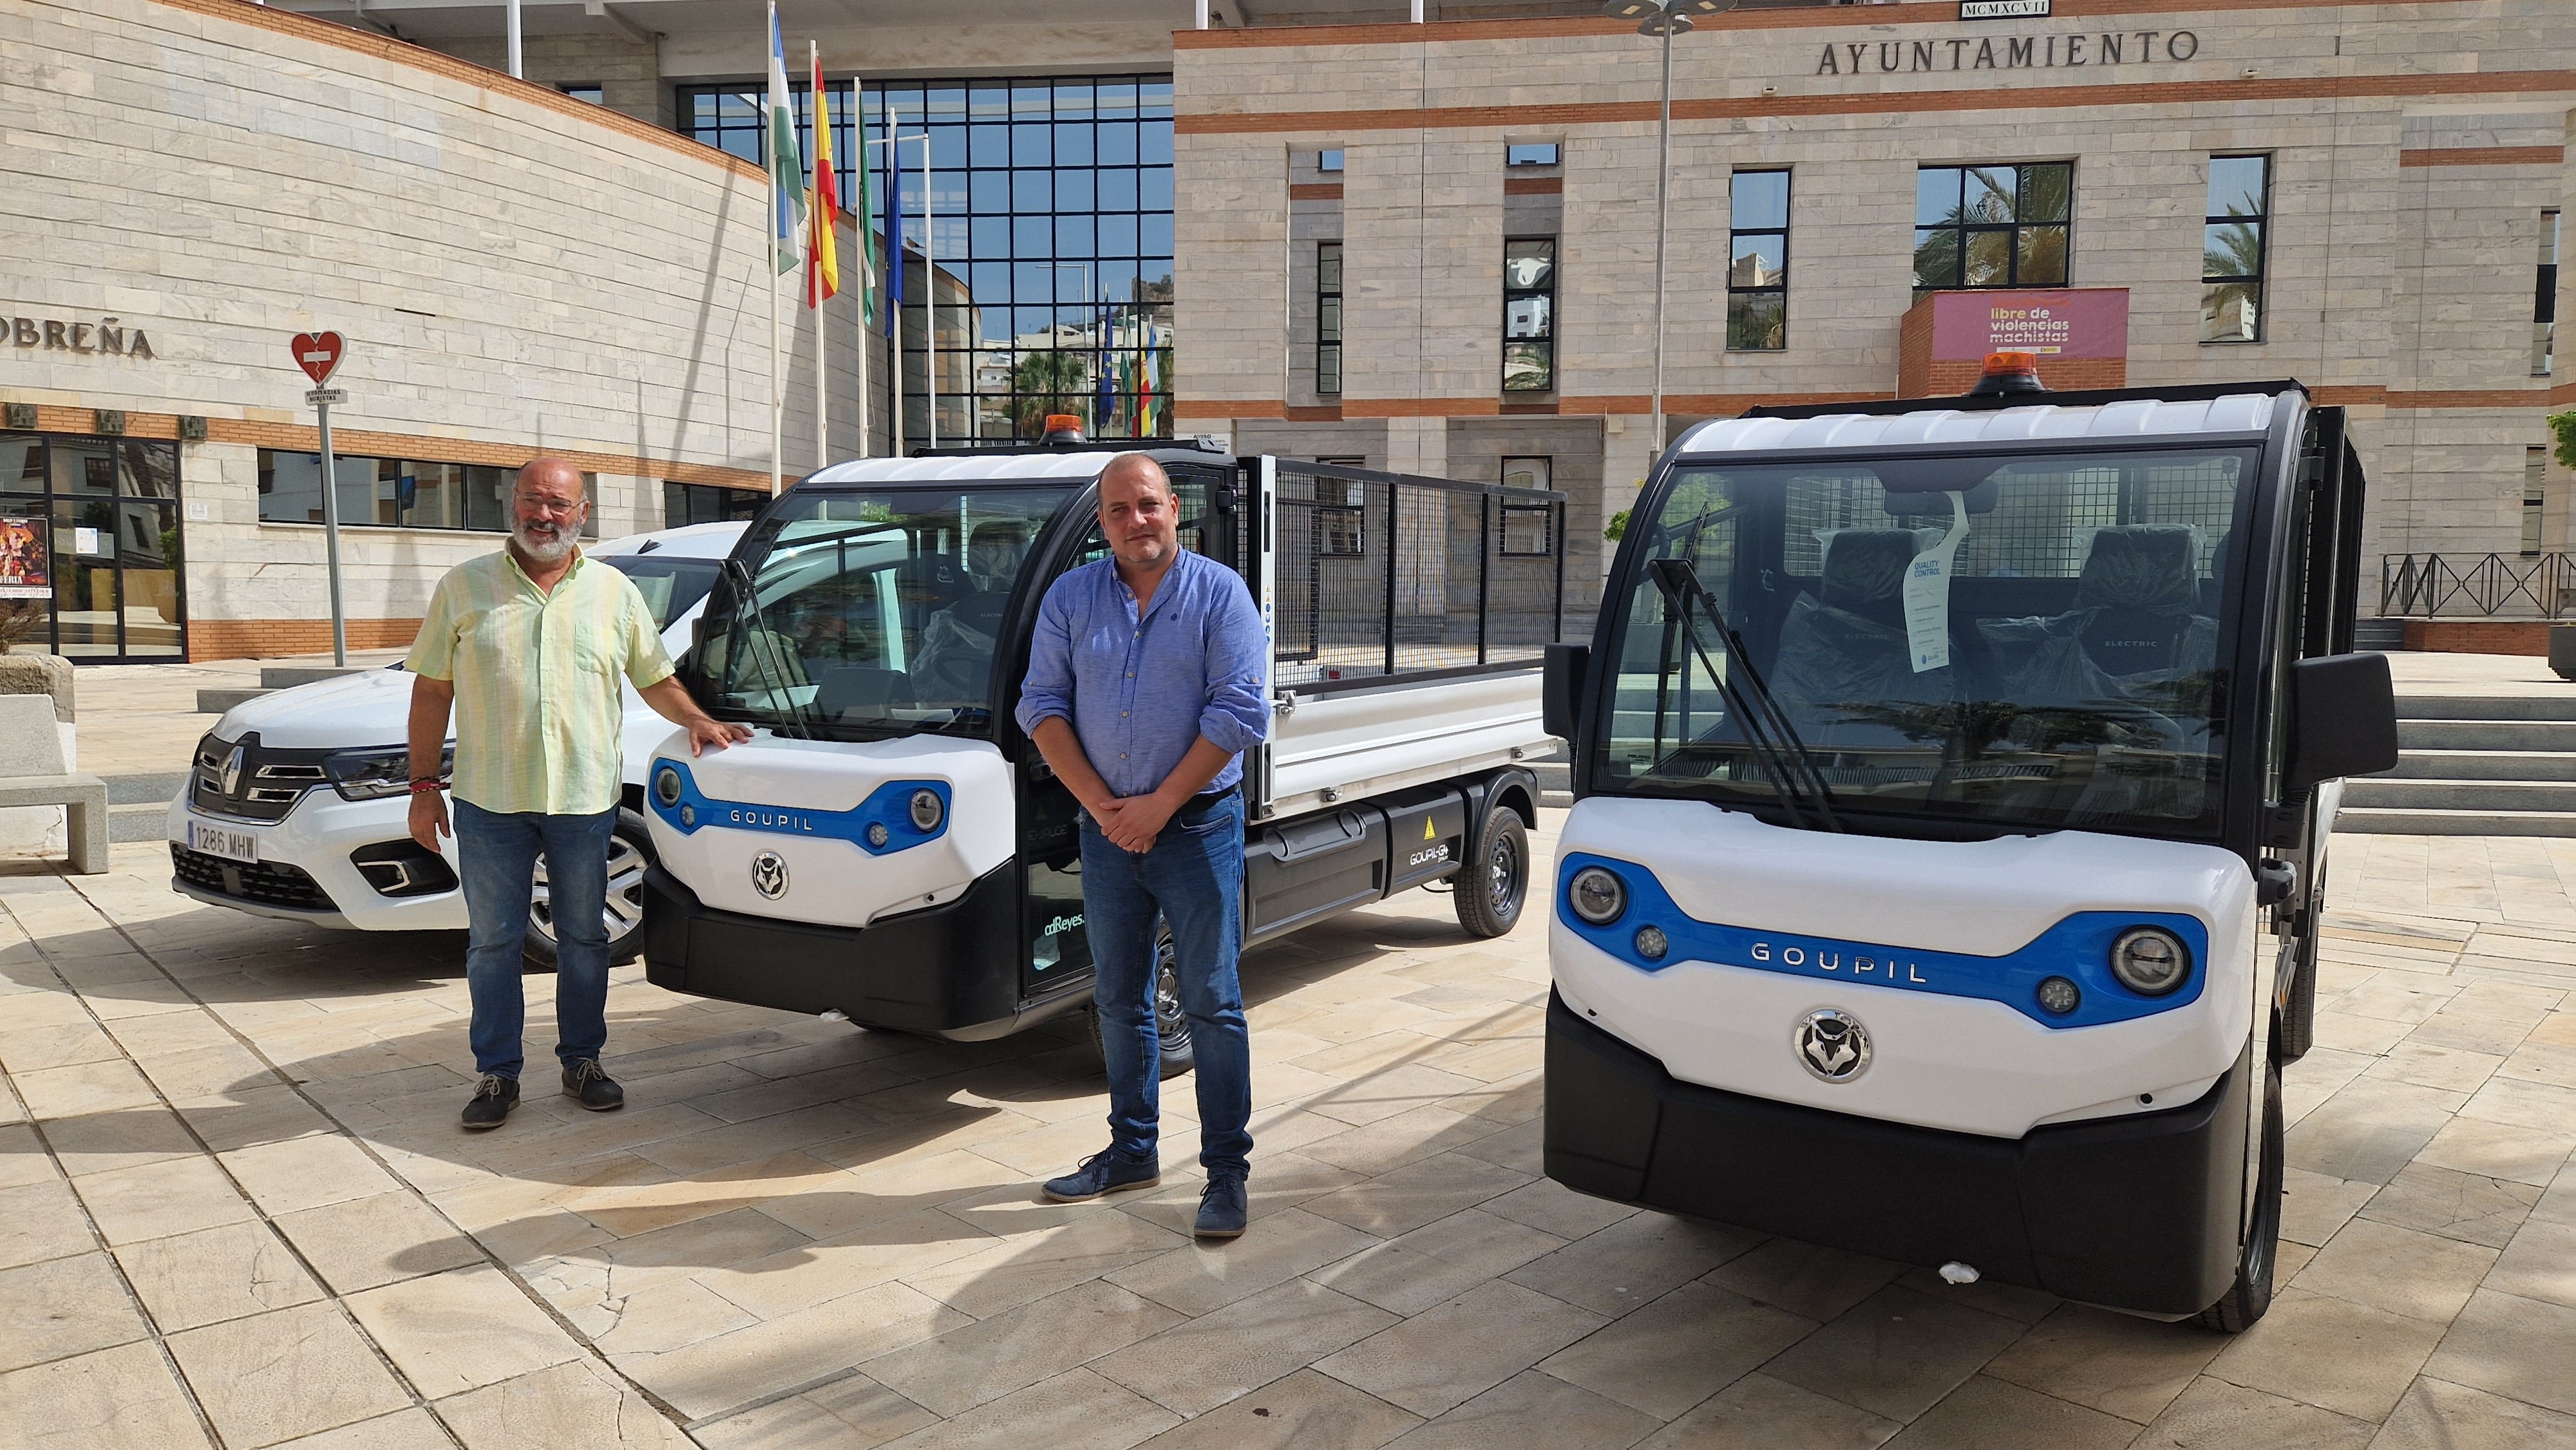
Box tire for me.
[1453,807,1530,939]
[524,808,654,972]
[1092,918,1195,1080]
[2196,1053,2284,1332]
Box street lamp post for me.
[1604,0,1733,458]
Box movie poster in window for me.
[0,517,49,599]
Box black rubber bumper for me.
[641,859,1066,1040]
[1544,992,2248,1316]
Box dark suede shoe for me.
[460,1074,519,1131]
[1042,1149,1160,1203]
[562,1058,625,1112]
[1194,1174,1248,1239]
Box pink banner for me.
[1927,289,2128,359]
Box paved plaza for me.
[1,791,2572,1449]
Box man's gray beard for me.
[513,523,575,564]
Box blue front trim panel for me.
[1557,852,2209,1028]
[648,758,951,856]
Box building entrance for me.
[0,431,186,662]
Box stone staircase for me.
[2339,693,2576,835]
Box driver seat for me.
[2071,525,2204,679]
[1771,529,1949,748]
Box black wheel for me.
[2197,1053,2284,1332]
[1092,918,1194,1080]
[1454,808,1529,939]
[524,808,653,971]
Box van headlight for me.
[652,764,683,807]
[327,746,445,802]
[909,789,944,833]
[1568,866,1627,925]
[2110,927,2192,995]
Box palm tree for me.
[1010,350,1091,440]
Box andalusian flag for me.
[765,5,804,276]
[853,82,880,327]
[806,44,839,305]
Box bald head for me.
[510,457,587,566]
[1097,453,1179,574]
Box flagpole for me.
[811,43,828,473]
[891,112,904,460]
[923,124,938,451]
[854,81,871,459]
[766,158,782,498]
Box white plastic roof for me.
[1672,393,2282,457]
[802,452,1138,486]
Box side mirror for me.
[1544,643,1589,744]
[2286,652,2398,796]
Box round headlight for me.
[1634,925,1669,961]
[1568,867,1627,925]
[866,822,890,849]
[2110,928,2192,995]
[909,789,943,833]
[2035,975,2081,1015]
[652,765,683,807]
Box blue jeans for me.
[1081,789,1253,1180]
[453,799,616,1080]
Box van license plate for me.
[187,820,259,864]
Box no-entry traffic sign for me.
[290,331,345,385]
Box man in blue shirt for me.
[1017,453,1269,1238]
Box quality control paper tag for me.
[1902,491,1969,673]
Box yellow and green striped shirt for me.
[405,547,674,816]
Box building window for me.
[680,82,859,200]
[1728,169,1790,351]
[2537,210,2560,377]
[1318,149,1344,172]
[1913,162,2072,297]
[2201,155,2270,343]
[1317,241,1344,395]
[558,83,604,105]
[1318,480,1365,556]
[1500,458,1555,556]
[255,450,595,537]
[665,482,766,528]
[2527,447,2550,556]
[1506,143,1559,167]
[1503,237,1556,393]
[0,431,186,661]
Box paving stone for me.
[2370,1374,2576,1450]
[115,1218,325,1332]
[0,1250,150,1373]
[274,1189,485,1294]
[2420,1287,2576,1417]
[2208,1288,2447,1421]
[1108,1205,1381,1317]
[2356,1164,2541,1248]
[1702,1238,1907,1323]
[2129,1375,2375,1450]
[345,1262,586,1398]
[692,1373,937,1450]
[2412,1115,2576,1188]
[1538,1279,1814,1420]
[1631,1370,1900,1449]
[0,1176,99,1270]
[871,1368,1178,1450]
[167,1300,412,1448]
[2291,1217,2498,1324]
[1507,1210,1762,1318]
[1135,1366,1419,1449]
[1761,1284,2025,1423]
[433,1358,696,1448]
[1098,1277,1399,1417]
[1314,1279,1607,1420]
[1300,1149,1530,1237]
[863,1279,1182,1418]
[68,1151,254,1245]
[1310,1207,1563,1315]
[271,1408,457,1449]
[1382,1368,1653,1450]
[0,1339,213,1450]
[622,1279,970,1422]
[1879,1373,2136,1449]
[1982,1301,2225,1424]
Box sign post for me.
[291,332,349,665]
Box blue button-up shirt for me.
[1016,547,1269,800]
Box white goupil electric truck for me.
[1541,371,2398,1330]
[639,444,1566,1070]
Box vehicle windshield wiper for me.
[1645,556,1844,834]
[720,558,820,740]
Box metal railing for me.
[2380,552,2576,618]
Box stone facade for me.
[4,0,889,659]
[1170,3,2576,610]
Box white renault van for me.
[166,520,747,965]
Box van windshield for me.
[601,555,719,630]
[694,486,1072,737]
[1596,446,2255,836]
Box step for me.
[195,686,270,715]
[260,664,374,690]
[109,800,169,843]
[2396,719,2576,752]
[2383,750,2576,782]
[2352,619,2406,652]
[2341,778,2576,813]
[2336,807,2576,836]
[2395,695,2576,723]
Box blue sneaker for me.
[1195,1174,1248,1239]
[1043,1149,1160,1203]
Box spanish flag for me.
[806,44,840,306]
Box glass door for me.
[0,432,187,662]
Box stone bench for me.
[0,694,108,874]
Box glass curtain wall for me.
[0,432,185,661]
